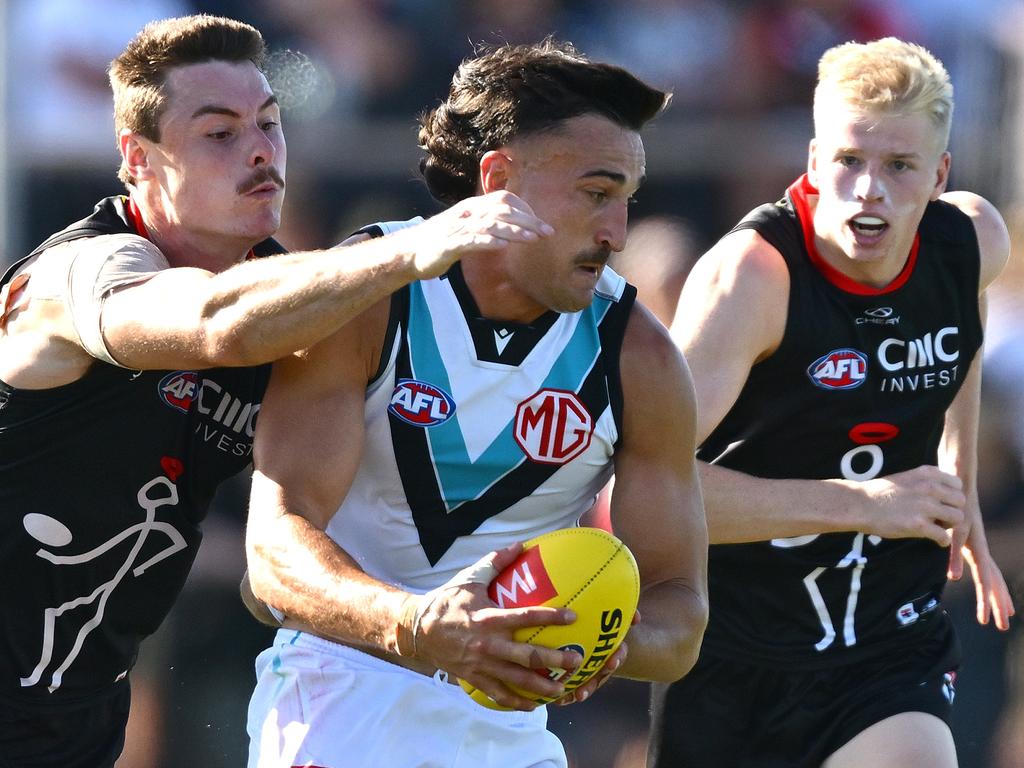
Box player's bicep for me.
[940,191,1010,290]
[100,266,224,369]
[611,307,707,586]
[250,317,380,531]
[670,232,788,444]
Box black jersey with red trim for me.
[0,197,282,706]
[698,175,982,668]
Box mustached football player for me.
[242,40,708,768]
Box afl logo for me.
[807,348,868,390]
[514,389,594,465]
[158,371,199,413]
[388,378,456,427]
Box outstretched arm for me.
[0,192,553,389]
[244,299,583,711]
[102,191,553,369]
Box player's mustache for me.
[574,246,612,267]
[237,168,285,195]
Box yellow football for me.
[459,526,640,710]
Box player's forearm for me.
[246,511,412,653]
[939,351,981,492]
[701,462,864,544]
[196,237,419,366]
[618,580,708,682]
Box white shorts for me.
[247,629,568,768]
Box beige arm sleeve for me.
[59,234,169,366]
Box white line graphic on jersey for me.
[771,422,892,651]
[20,474,187,692]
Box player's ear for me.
[806,138,819,187]
[120,130,156,182]
[930,152,951,201]
[479,151,512,193]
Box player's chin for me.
[551,287,595,314]
[242,212,282,241]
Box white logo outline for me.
[20,475,187,692]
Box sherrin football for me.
[459,526,640,710]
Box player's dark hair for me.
[109,14,267,185]
[417,39,670,205]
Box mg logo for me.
[514,389,594,465]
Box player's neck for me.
[812,232,913,289]
[134,201,253,272]
[460,258,549,325]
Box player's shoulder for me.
[938,190,1009,289]
[686,227,790,308]
[344,217,425,244]
[83,231,166,262]
[20,232,166,298]
[671,226,789,368]
[622,300,693,397]
[41,231,161,261]
[939,189,1000,220]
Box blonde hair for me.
[814,37,953,149]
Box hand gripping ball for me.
[459,526,640,709]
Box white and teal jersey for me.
[325,262,637,592]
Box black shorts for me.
[0,685,131,768]
[648,628,960,768]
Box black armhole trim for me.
[370,288,408,386]
[352,224,385,239]
[729,201,804,266]
[602,282,637,449]
[350,222,405,386]
[924,199,984,347]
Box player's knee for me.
[823,712,956,768]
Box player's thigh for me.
[648,661,754,768]
[823,712,957,768]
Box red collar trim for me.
[787,173,918,296]
[126,195,150,240]
[125,195,256,260]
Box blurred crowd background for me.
[2,1,1023,766]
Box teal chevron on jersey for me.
[406,280,615,510]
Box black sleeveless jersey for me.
[699,175,983,668]
[0,197,282,706]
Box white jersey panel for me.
[325,267,630,592]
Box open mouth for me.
[850,215,888,237]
